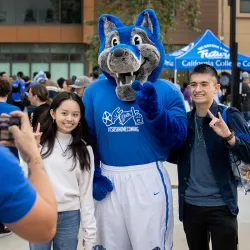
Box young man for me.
[168,64,250,250]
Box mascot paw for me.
[132,80,160,120]
[93,175,114,201]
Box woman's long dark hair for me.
[40,92,92,171]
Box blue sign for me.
[164,30,250,70]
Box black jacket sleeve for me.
[227,107,250,163]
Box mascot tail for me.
[93,165,114,201]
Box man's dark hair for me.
[0,71,6,77]
[17,71,24,78]
[190,64,219,82]
[23,76,30,82]
[0,79,11,97]
[33,72,38,78]
[44,71,51,79]
[92,71,99,80]
[183,81,189,89]
[92,66,99,72]
[57,77,65,88]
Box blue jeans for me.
[29,210,80,250]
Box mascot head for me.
[98,9,165,101]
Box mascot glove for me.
[132,80,160,120]
[93,169,114,201]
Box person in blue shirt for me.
[0,78,20,158]
[0,77,21,237]
[12,71,26,110]
[0,78,21,113]
[0,111,57,242]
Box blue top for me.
[0,102,20,114]
[12,79,26,102]
[83,79,187,166]
[0,146,37,223]
[185,115,225,206]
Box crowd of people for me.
[0,63,250,250]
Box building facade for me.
[0,0,94,81]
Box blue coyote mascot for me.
[83,9,187,250]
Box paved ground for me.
[1,163,250,250]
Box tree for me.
[85,0,201,68]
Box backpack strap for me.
[222,106,228,124]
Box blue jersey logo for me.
[102,106,144,133]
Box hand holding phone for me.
[0,111,41,163]
[0,116,21,141]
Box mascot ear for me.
[98,14,124,39]
[134,9,160,39]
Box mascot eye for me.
[111,37,120,47]
[132,35,143,45]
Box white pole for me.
[174,69,177,83]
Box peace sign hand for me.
[33,122,43,146]
[207,110,231,138]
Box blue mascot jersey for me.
[83,78,187,166]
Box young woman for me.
[29,84,50,128]
[29,92,96,250]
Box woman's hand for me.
[33,123,42,147]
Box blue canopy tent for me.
[164,30,250,82]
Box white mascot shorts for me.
[94,161,174,250]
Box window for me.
[51,63,68,80]
[0,43,86,79]
[30,54,51,62]
[240,0,250,13]
[31,63,49,75]
[0,63,10,76]
[30,44,50,53]
[0,0,81,24]
[70,54,84,62]
[0,54,11,61]
[61,0,82,24]
[12,63,30,77]
[70,63,84,78]
[51,54,69,61]
[12,54,29,61]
